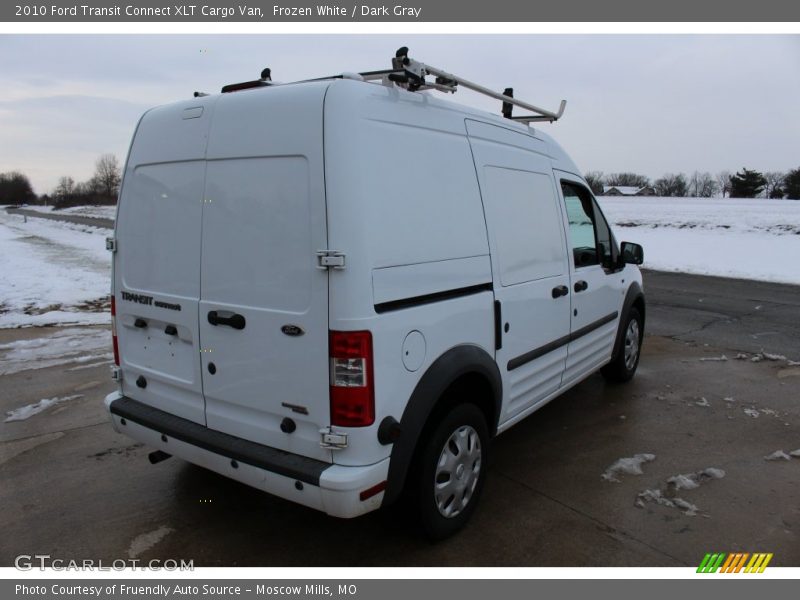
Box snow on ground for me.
[598,197,800,285]
[0,327,112,376]
[127,526,174,559]
[4,394,83,422]
[635,467,725,517]
[764,450,791,461]
[601,453,656,482]
[764,450,800,461]
[0,210,110,328]
[699,355,728,362]
[22,205,117,220]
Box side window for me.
[592,198,614,267]
[561,182,616,269]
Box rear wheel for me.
[601,307,643,383]
[415,403,489,541]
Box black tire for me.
[601,307,643,383]
[414,403,489,541]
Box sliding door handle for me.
[551,285,569,298]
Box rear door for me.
[466,121,572,423]
[198,85,331,462]
[114,99,216,425]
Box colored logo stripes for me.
[697,552,773,573]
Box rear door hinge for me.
[106,237,117,252]
[320,427,348,450]
[316,250,345,270]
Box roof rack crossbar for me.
[421,63,566,122]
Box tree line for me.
[0,154,121,209]
[584,167,800,199]
[3,160,800,205]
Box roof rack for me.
[220,47,567,124]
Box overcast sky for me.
[1,34,798,194]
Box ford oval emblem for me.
[281,324,305,337]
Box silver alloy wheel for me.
[624,319,641,370]
[434,424,482,518]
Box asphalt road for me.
[5,206,114,229]
[1,271,798,567]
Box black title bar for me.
[4,0,800,22]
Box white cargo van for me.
[105,49,645,539]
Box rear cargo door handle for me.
[207,311,246,330]
[551,285,569,298]
[574,280,589,293]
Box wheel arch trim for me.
[382,344,502,506]
[611,281,645,362]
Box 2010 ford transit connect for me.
[104,49,645,539]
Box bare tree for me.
[54,176,76,199]
[583,171,605,195]
[606,172,650,188]
[654,173,688,197]
[688,171,718,198]
[0,171,36,205]
[93,154,121,201]
[764,171,786,199]
[716,170,731,198]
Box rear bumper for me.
[104,393,388,518]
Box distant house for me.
[602,185,656,196]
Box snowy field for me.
[598,197,800,285]
[23,205,117,220]
[0,210,110,328]
[1,198,799,330]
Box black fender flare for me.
[610,281,645,361]
[383,344,502,506]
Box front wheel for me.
[415,403,489,541]
[601,307,643,383]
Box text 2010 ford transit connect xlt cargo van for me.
[104,49,645,539]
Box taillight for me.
[111,295,120,366]
[329,330,374,427]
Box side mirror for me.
[620,241,644,265]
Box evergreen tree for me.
[784,168,800,200]
[729,168,767,198]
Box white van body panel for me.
[199,84,332,463]
[323,81,496,466]
[114,95,219,425]
[465,120,572,424]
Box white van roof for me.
[212,76,582,178]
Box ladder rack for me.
[219,47,567,124]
